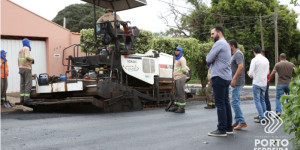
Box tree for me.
[179,0,300,84]
[181,3,212,42]
[134,30,154,54]
[52,3,105,32]
[80,28,102,53]
[290,0,299,6]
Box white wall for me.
[0,39,47,93]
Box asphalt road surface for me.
[1,98,294,150]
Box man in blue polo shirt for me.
[206,26,233,137]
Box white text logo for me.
[261,111,283,134]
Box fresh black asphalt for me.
[1,97,293,150]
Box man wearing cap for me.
[1,50,9,105]
[97,8,121,28]
[168,46,188,113]
[18,38,34,103]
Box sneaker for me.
[234,123,248,130]
[174,107,185,113]
[253,115,259,119]
[208,130,227,137]
[226,129,234,135]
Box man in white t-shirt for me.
[247,46,269,123]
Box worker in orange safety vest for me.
[1,50,9,105]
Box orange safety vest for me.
[0,58,9,78]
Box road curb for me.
[187,94,276,103]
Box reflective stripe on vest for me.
[109,43,125,47]
[174,102,186,106]
[174,68,187,71]
[20,93,25,96]
[18,58,26,61]
[109,44,115,47]
[24,93,30,97]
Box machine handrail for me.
[62,44,81,66]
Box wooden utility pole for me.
[260,13,265,50]
[274,3,279,85]
[274,6,278,64]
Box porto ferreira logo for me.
[261,111,283,134]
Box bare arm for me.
[269,70,277,82]
[248,59,255,78]
[231,63,243,87]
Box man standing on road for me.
[1,50,9,105]
[248,46,269,123]
[228,40,247,130]
[206,26,232,137]
[269,53,295,116]
[168,46,188,113]
[18,38,34,103]
[254,50,271,120]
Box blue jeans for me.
[265,82,271,111]
[276,84,290,113]
[252,84,267,120]
[231,85,245,124]
[211,76,232,132]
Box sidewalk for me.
[1,95,33,113]
[187,84,276,89]
[188,94,276,103]
[187,84,276,102]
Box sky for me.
[9,0,300,33]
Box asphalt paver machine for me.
[21,0,189,112]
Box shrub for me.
[281,65,300,149]
[80,28,102,53]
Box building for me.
[1,0,82,93]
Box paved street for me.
[1,97,293,150]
